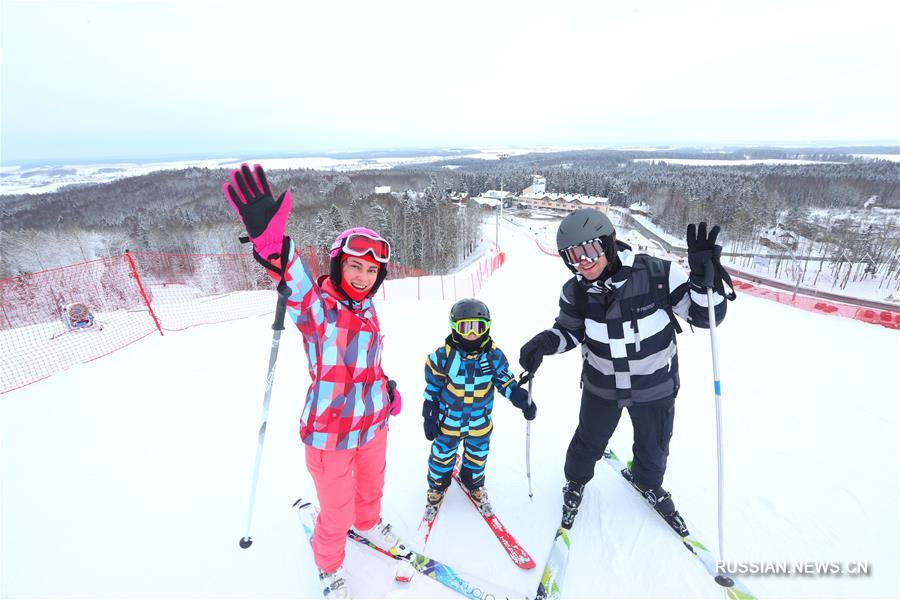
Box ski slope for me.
[2,220,898,599]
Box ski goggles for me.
[341,232,391,263]
[559,237,613,267]
[450,318,491,336]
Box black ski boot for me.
[622,470,690,537]
[561,480,585,529]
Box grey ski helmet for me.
[450,298,491,321]
[556,209,617,273]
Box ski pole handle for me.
[703,259,715,290]
[272,281,290,331]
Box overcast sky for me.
[2,0,898,163]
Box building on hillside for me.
[628,202,651,216]
[471,189,515,209]
[759,224,799,251]
[516,173,608,214]
[448,191,470,204]
[521,174,546,196]
[374,186,391,194]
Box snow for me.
[632,158,845,166]
[2,219,898,599]
[611,207,687,250]
[472,196,501,208]
[850,154,900,162]
[0,148,567,196]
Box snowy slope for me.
[2,220,898,599]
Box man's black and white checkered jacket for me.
[545,246,727,407]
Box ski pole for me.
[703,261,729,579]
[239,282,291,549]
[525,374,534,500]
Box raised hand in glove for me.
[519,330,558,378]
[686,222,736,301]
[422,400,440,441]
[223,163,292,262]
[509,386,537,421]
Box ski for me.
[394,495,445,582]
[534,526,571,600]
[453,474,536,569]
[601,450,756,600]
[397,455,462,583]
[294,498,522,600]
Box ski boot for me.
[622,470,690,537]
[351,518,412,558]
[561,480,585,529]
[318,565,350,599]
[461,482,494,517]
[424,488,445,522]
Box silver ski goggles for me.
[559,237,614,267]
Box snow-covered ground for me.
[0,148,556,196]
[2,219,898,599]
[850,154,900,162]
[631,159,846,166]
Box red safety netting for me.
[1,248,506,394]
[731,279,900,330]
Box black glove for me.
[224,164,291,241]
[422,400,440,441]
[519,331,558,377]
[686,222,736,301]
[509,386,537,421]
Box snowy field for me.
[2,220,898,599]
[631,159,845,166]
[0,148,548,196]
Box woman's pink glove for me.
[223,163,292,261]
[387,379,402,416]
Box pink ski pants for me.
[305,426,388,572]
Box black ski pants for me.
[564,393,675,489]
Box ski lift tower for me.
[495,153,510,251]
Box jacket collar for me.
[320,276,369,312]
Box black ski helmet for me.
[556,209,617,273]
[450,298,491,322]
[449,298,491,351]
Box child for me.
[422,298,536,517]
[223,164,403,599]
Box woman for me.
[224,164,403,598]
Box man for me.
[519,209,733,534]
